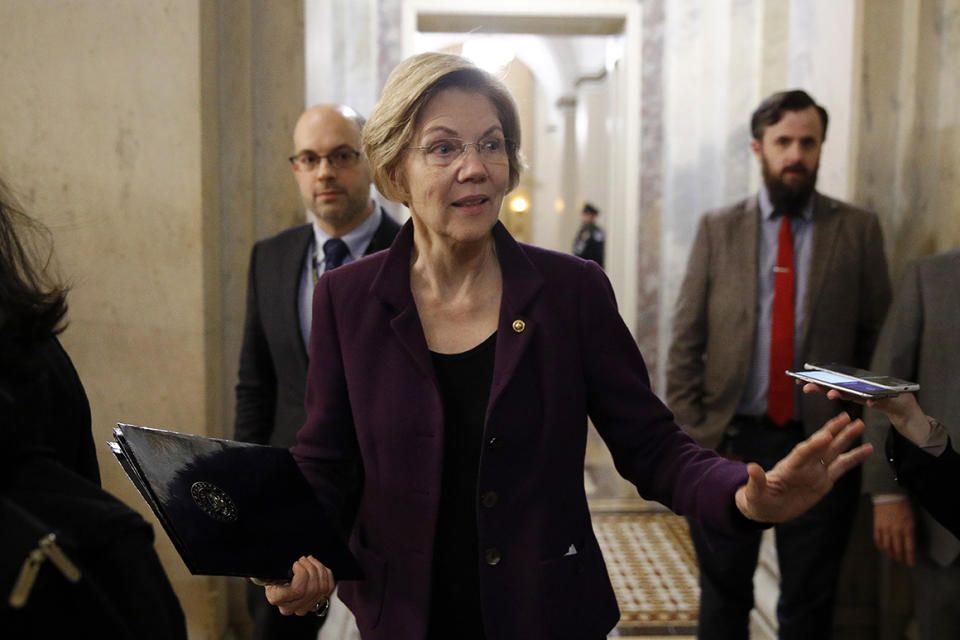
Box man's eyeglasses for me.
[288,148,362,171]
[409,137,514,167]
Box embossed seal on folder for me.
[190,481,239,522]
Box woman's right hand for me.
[264,556,336,616]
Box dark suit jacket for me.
[293,220,755,640]
[234,208,400,447]
[666,192,891,448]
[863,249,960,564]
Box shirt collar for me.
[758,184,815,222]
[310,202,381,258]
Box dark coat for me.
[234,208,401,447]
[887,430,960,540]
[293,220,753,640]
[0,337,99,485]
[1,336,185,639]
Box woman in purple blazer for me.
[265,53,870,640]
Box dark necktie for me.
[322,238,350,272]
[768,214,795,426]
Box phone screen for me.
[799,370,893,394]
[805,363,919,390]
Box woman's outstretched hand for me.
[734,412,873,523]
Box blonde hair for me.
[363,52,522,204]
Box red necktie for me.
[768,215,794,426]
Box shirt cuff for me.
[919,416,949,456]
[871,493,907,505]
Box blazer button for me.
[480,491,499,508]
[512,319,525,333]
[484,548,502,566]
[487,436,503,450]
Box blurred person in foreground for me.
[262,53,872,640]
[0,175,185,638]
[803,248,960,638]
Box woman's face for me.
[400,88,509,245]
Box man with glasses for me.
[234,104,399,640]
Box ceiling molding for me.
[417,13,625,36]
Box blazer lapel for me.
[487,222,544,417]
[367,220,545,406]
[802,193,839,347]
[368,221,434,379]
[736,198,760,358]
[367,219,544,418]
[280,225,315,365]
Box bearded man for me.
[666,90,891,640]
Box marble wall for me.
[855,0,960,281]
[305,0,381,116]
[635,0,667,379]
[657,0,863,390]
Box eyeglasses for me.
[409,137,514,167]
[288,148,362,171]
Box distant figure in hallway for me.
[572,201,605,268]
[666,89,892,639]
[233,103,400,640]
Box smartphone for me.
[803,362,919,392]
[785,369,903,399]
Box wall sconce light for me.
[509,196,529,213]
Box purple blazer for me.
[292,221,751,640]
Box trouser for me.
[912,553,960,639]
[687,415,860,640]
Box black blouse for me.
[427,332,497,639]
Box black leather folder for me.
[109,423,361,582]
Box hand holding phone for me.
[803,362,919,392]
[785,369,903,399]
